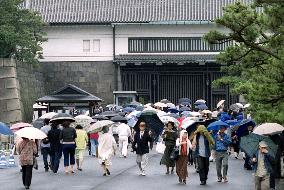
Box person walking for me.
[214,126,231,182]
[60,120,77,174]
[175,130,192,184]
[132,121,152,176]
[98,126,117,176]
[47,121,62,173]
[116,123,131,158]
[17,138,37,189]
[192,125,215,185]
[160,121,178,174]
[40,119,51,172]
[89,132,99,157]
[75,125,88,171]
[252,141,275,190]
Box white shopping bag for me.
[156,142,166,154]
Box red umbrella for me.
[11,122,32,132]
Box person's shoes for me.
[106,168,110,175]
[171,170,174,174]
[179,178,182,184]
[124,156,127,158]
[235,156,238,159]
[78,168,83,171]
[45,168,49,172]
[218,177,222,182]
[223,176,228,183]
[165,171,169,175]
[141,170,146,176]
[196,169,199,173]
[70,170,75,174]
[25,186,30,189]
[103,173,107,176]
[182,179,186,185]
[200,181,206,185]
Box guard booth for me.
[36,84,103,116]
[113,91,137,106]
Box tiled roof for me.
[115,54,217,64]
[25,0,253,24]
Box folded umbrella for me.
[50,113,75,122]
[207,120,230,131]
[11,122,32,131]
[39,112,57,120]
[217,100,225,109]
[111,115,127,123]
[253,123,284,136]
[240,133,278,158]
[0,122,13,135]
[15,127,47,139]
[87,120,114,133]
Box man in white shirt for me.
[116,123,131,158]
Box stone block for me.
[5,78,18,89]
[0,88,20,100]
[0,110,22,124]
[3,59,16,67]
[79,77,86,83]
[0,67,17,79]
[6,99,21,111]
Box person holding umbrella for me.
[40,119,51,172]
[213,125,231,182]
[132,121,152,176]
[252,141,275,190]
[75,125,88,171]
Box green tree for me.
[204,0,284,124]
[0,0,46,64]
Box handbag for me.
[33,156,38,170]
[156,141,166,154]
[170,146,179,161]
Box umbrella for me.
[231,119,256,137]
[186,121,206,136]
[236,103,244,109]
[160,99,171,104]
[123,107,135,113]
[253,123,284,136]
[75,115,93,128]
[157,110,168,117]
[32,118,45,129]
[194,99,206,105]
[111,115,127,122]
[0,122,13,135]
[179,106,190,112]
[126,101,142,108]
[87,120,114,133]
[39,112,57,120]
[93,109,102,114]
[92,115,109,120]
[127,117,138,128]
[100,111,118,118]
[225,120,241,126]
[118,112,126,117]
[204,119,217,127]
[15,127,47,139]
[159,116,180,127]
[180,118,196,129]
[202,110,212,114]
[167,113,180,119]
[229,104,240,111]
[240,133,278,158]
[154,102,167,108]
[10,122,32,131]
[178,98,191,104]
[217,100,225,108]
[244,104,251,108]
[207,120,230,131]
[127,110,142,119]
[135,106,144,111]
[166,103,176,108]
[50,113,75,122]
[168,108,179,114]
[195,103,208,110]
[141,108,157,116]
[134,114,164,137]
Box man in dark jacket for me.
[132,121,152,176]
[47,122,62,173]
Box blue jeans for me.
[62,144,76,167]
[50,149,62,173]
[90,139,98,156]
[41,147,50,169]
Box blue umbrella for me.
[123,107,135,113]
[207,120,230,131]
[0,122,13,135]
[234,119,256,137]
[135,106,144,111]
[195,103,208,110]
[179,98,191,104]
[179,106,190,112]
[225,120,241,126]
[168,108,179,114]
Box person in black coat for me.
[132,121,152,176]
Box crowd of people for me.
[14,99,284,190]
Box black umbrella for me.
[118,112,126,117]
[50,113,75,123]
[186,121,206,137]
[92,115,109,120]
[134,113,164,137]
[100,111,118,118]
[111,115,127,123]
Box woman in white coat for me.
[98,126,117,176]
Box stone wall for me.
[42,61,115,104]
[0,59,22,124]
[16,62,46,122]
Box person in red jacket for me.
[90,132,99,157]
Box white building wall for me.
[40,24,229,62]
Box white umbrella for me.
[154,102,167,108]
[159,116,180,126]
[244,104,251,108]
[166,103,176,108]
[236,103,244,109]
[195,99,206,104]
[39,112,57,119]
[253,123,284,136]
[188,111,202,117]
[87,120,114,133]
[75,115,93,128]
[181,118,196,129]
[202,110,212,114]
[16,127,47,139]
[217,100,225,108]
[157,110,168,117]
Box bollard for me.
[0,150,8,169]
[8,150,16,167]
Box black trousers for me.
[22,165,33,187]
[197,156,210,182]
